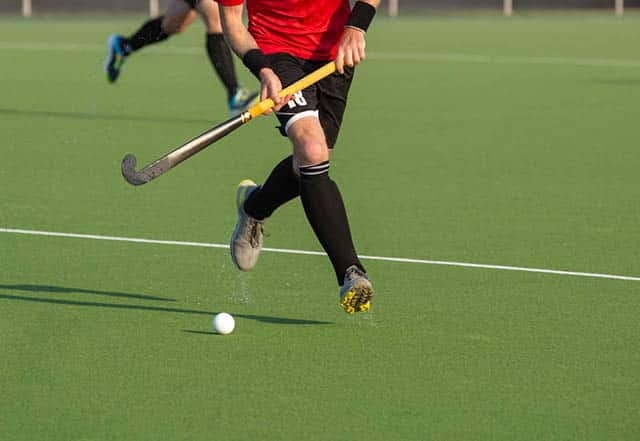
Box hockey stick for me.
[121,61,336,186]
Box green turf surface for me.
[1,15,640,440]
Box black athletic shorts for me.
[182,0,200,9]
[266,53,354,149]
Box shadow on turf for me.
[183,330,217,336]
[0,284,175,302]
[0,291,332,326]
[0,107,212,126]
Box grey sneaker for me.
[339,265,374,314]
[230,179,264,271]
[228,87,259,116]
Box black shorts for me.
[266,53,354,149]
[182,0,200,9]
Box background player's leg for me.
[198,0,256,112]
[162,0,197,34]
[122,1,194,54]
[120,17,169,54]
[105,0,193,82]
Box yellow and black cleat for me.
[339,290,371,314]
[339,266,374,314]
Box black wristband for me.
[346,1,376,33]
[242,49,272,79]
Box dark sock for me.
[122,17,169,54]
[206,33,239,101]
[299,162,364,285]
[244,156,300,220]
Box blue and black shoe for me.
[104,34,128,83]
[228,88,259,116]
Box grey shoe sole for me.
[230,182,261,271]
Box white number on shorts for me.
[287,91,308,109]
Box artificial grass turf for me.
[1,15,639,440]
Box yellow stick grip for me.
[247,61,337,120]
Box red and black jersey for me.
[218,0,351,60]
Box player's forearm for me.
[219,4,273,80]
[335,0,380,73]
[218,4,258,58]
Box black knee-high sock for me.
[244,156,300,220]
[299,161,364,285]
[122,17,169,54]
[206,33,239,101]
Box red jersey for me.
[218,0,351,61]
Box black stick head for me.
[121,154,150,186]
[121,153,173,186]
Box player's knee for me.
[296,141,328,166]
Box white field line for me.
[2,227,639,282]
[2,41,640,68]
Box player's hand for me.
[259,68,291,115]
[335,27,366,74]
